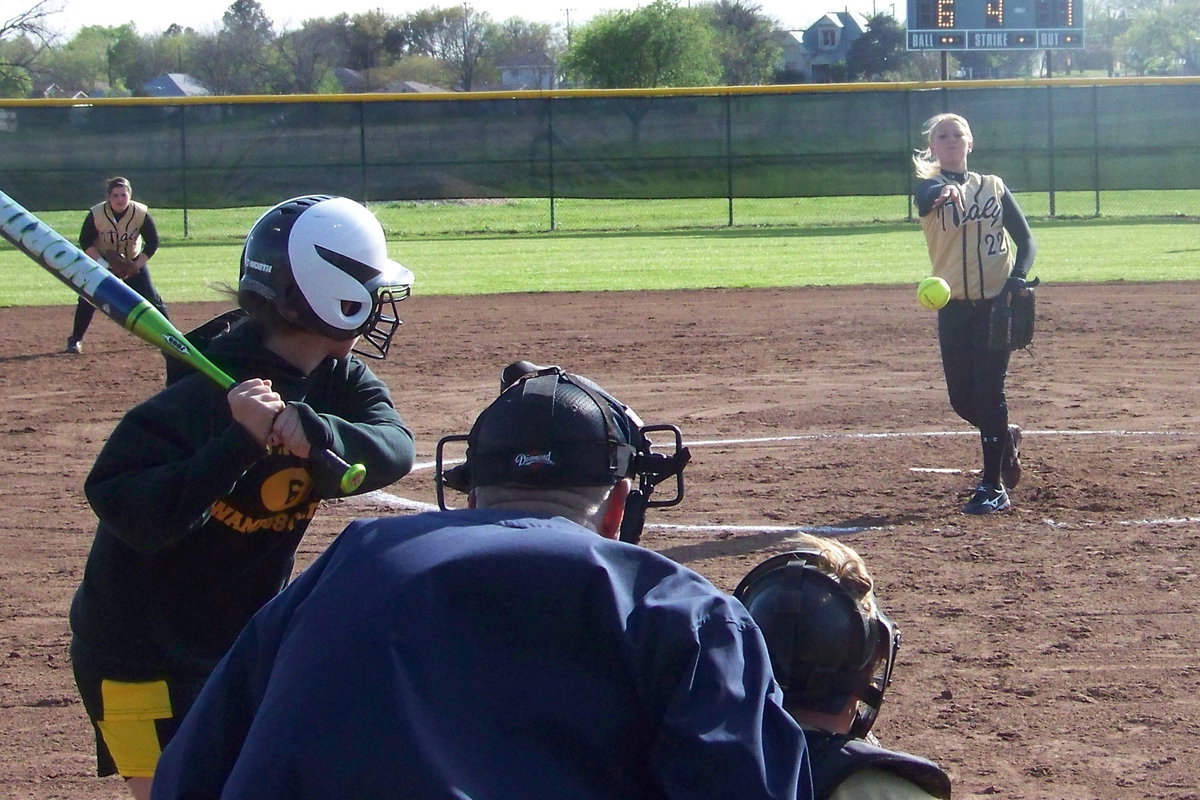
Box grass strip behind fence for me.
[2,195,1197,307]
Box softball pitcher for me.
[914,113,1036,514]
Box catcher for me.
[913,113,1038,514]
[735,538,952,800]
[66,176,169,355]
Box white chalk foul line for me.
[1045,515,1200,529]
[349,429,1200,534]
[686,429,1200,447]
[352,491,440,513]
[344,492,887,535]
[415,429,1195,468]
[653,523,889,536]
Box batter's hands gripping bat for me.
[0,189,367,493]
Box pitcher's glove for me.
[988,276,1039,352]
[105,253,139,280]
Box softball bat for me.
[0,188,366,493]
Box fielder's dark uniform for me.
[804,730,951,800]
[150,511,811,800]
[70,321,415,780]
[70,200,170,347]
[916,169,1035,492]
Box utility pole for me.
[563,8,575,45]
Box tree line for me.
[1,0,1196,98]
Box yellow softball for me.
[917,276,951,310]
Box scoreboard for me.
[906,0,1084,50]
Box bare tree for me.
[446,6,493,89]
[402,5,493,90]
[0,0,61,96]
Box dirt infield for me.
[3,282,1198,800]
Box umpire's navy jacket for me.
[151,509,811,799]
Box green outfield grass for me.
[2,195,1197,307]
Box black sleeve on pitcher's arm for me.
[915,179,943,217]
[1002,189,1036,278]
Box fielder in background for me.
[66,176,169,355]
[69,195,417,800]
[735,537,952,800]
[150,362,812,800]
[914,113,1037,515]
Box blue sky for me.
[51,0,888,39]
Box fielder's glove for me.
[105,253,139,280]
[988,276,1039,352]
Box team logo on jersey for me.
[261,467,314,512]
[962,195,1003,225]
[208,496,321,535]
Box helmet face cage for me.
[354,284,410,359]
[239,195,413,358]
[734,550,900,738]
[848,608,899,738]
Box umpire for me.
[151,362,812,800]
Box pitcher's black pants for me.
[938,298,1011,486]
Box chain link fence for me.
[1,78,1196,233]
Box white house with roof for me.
[495,52,559,90]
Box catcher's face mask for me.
[850,609,900,738]
[435,362,690,545]
[734,550,900,738]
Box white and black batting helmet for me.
[238,195,414,358]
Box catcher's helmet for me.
[734,550,900,737]
[435,362,690,544]
[238,195,414,358]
